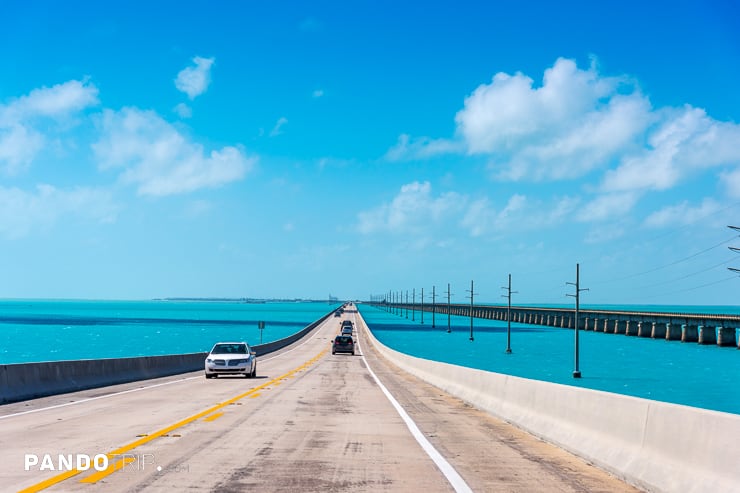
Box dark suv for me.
[332,335,354,355]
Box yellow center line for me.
[17,348,326,493]
[202,411,224,422]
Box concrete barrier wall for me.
[0,309,334,404]
[360,316,740,493]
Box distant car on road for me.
[332,335,354,355]
[341,326,353,337]
[205,342,257,378]
[341,320,353,330]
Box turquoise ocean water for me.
[0,300,340,364]
[2,299,738,416]
[358,304,740,416]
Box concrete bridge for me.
[378,302,740,348]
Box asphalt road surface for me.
[1,306,640,492]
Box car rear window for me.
[336,336,352,343]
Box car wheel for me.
[205,373,214,379]
[251,365,257,378]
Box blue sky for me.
[1,0,740,305]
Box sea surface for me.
[358,304,740,416]
[0,300,340,364]
[2,299,739,416]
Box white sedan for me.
[204,342,257,378]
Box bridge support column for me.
[651,322,667,339]
[602,319,609,333]
[625,320,637,336]
[614,320,626,334]
[666,323,682,340]
[637,321,651,337]
[682,324,698,342]
[717,326,736,347]
[698,325,717,345]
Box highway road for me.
[1,306,640,492]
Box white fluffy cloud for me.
[357,181,465,234]
[576,192,639,222]
[173,103,192,119]
[384,134,463,161]
[358,181,581,240]
[601,106,740,192]
[93,108,255,196]
[455,58,652,181]
[385,57,740,227]
[175,56,215,100]
[644,199,723,228]
[0,80,99,173]
[721,168,740,198]
[461,194,580,237]
[0,184,117,239]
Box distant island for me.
[155,297,340,303]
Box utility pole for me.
[432,285,437,328]
[501,274,517,354]
[729,225,739,275]
[405,290,409,318]
[421,287,424,324]
[466,280,477,341]
[566,263,589,378]
[445,283,452,333]
[412,288,416,321]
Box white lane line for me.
[352,311,473,493]
[0,318,334,420]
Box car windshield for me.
[211,343,248,354]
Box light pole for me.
[421,287,424,325]
[405,290,409,318]
[567,263,589,378]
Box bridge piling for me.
[637,321,652,337]
[698,325,717,345]
[625,320,637,336]
[651,322,667,339]
[682,324,699,342]
[666,323,682,341]
[717,326,736,347]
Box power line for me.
[634,256,737,290]
[594,234,739,285]
[640,275,738,300]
